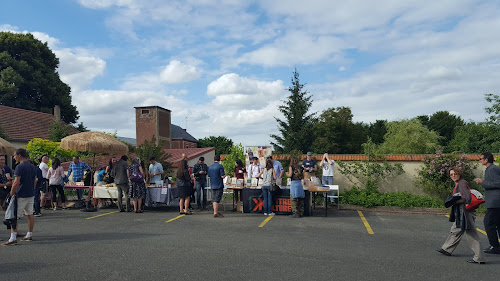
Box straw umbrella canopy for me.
[60,131,128,155]
[0,137,16,156]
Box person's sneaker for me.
[467,259,486,264]
[264,213,268,216]
[21,236,32,241]
[53,207,57,211]
[34,213,42,217]
[483,246,500,254]
[268,212,276,216]
[1,240,17,246]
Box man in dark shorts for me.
[208,155,225,218]
[2,148,38,245]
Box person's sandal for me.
[184,211,192,215]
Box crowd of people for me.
[1,149,500,265]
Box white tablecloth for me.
[93,185,119,199]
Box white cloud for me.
[160,60,201,84]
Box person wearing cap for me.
[302,152,317,180]
[148,156,163,184]
[193,157,209,210]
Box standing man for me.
[0,154,13,210]
[2,148,37,245]
[193,157,209,210]
[148,156,163,185]
[302,152,317,180]
[248,157,262,180]
[38,155,49,211]
[267,155,284,184]
[320,153,335,185]
[474,152,500,254]
[67,156,91,201]
[112,155,130,212]
[208,155,225,218]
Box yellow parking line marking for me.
[357,211,374,234]
[165,214,185,223]
[86,211,119,220]
[258,215,274,228]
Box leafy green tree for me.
[418,111,464,148]
[49,121,70,142]
[377,119,441,154]
[367,120,387,145]
[270,69,316,153]
[0,32,78,123]
[221,143,245,177]
[26,138,76,163]
[134,136,172,175]
[312,106,367,153]
[75,122,88,132]
[198,135,233,155]
[447,122,500,153]
[485,93,500,125]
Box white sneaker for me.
[263,213,268,216]
[269,212,276,216]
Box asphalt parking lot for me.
[1,206,499,281]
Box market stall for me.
[241,188,311,216]
[145,185,179,207]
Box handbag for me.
[466,189,485,212]
[129,167,144,183]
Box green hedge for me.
[340,187,443,208]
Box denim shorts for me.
[212,188,223,203]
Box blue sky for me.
[1,0,499,145]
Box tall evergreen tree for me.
[0,32,79,123]
[270,69,316,153]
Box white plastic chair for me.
[326,185,340,209]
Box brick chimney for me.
[53,105,61,121]
[135,106,172,149]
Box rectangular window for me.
[141,109,149,114]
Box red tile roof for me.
[165,147,215,164]
[0,105,79,141]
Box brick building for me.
[135,106,198,149]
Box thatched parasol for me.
[60,131,128,155]
[60,131,128,211]
[0,137,16,156]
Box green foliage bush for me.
[340,187,443,208]
[416,151,479,199]
[222,143,245,177]
[26,138,76,163]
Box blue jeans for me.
[262,186,272,214]
[195,180,207,208]
[33,186,41,214]
[322,176,335,202]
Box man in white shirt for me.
[248,157,263,179]
[149,156,164,184]
[38,155,49,212]
[320,153,335,202]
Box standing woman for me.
[176,159,192,215]
[286,156,305,218]
[105,157,117,183]
[258,159,277,216]
[233,159,247,202]
[46,158,66,210]
[436,167,486,264]
[127,157,146,213]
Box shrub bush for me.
[340,187,443,208]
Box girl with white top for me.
[258,159,277,216]
[46,158,66,210]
